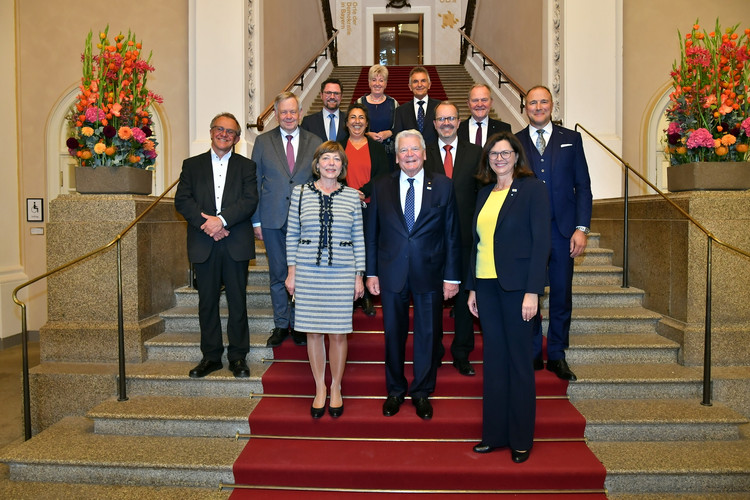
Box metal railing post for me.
[702,237,713,406]
[116,238,128,402]
[622,168,629,288]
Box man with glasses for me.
[252,92,323,348]
[300,78,348,143]
[458,84,511,147]
[175,112,258,379]
[516,85,592,382]
[393,67,439,144]
[366,129,461,420]
[425,101,483,377]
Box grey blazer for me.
[250,126,323,229]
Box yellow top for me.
[476,188,509,279]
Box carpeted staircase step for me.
[174,285,272,308]
[588,440,750,494]
[88,395,257,437]
[0,417,244,488]
[568,363,704,399]
[574,398,749,441]
[231,438,606,493]
[246,396,584,440]
[126,360,264,398]
[566,333,679,365]
[230,490,607,500]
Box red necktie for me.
[286,135,295,173]
[443,144,453,178]
[475,122,482,146]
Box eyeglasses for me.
[211,126,239,137]
[489,150,514,160]
[435,116,457,123]
[322,91,341,97]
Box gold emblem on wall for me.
[438,11,459,29]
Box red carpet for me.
[230,305,607,497]
[349,65,449,106]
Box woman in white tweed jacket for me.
[285,141,366,419]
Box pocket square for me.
[561,144,573,148]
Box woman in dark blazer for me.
[466,131,551,464]
[339,102,389,316]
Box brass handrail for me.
[247,31,338,132]
[458,29,527,112]
[575,123,750,406]
[12,176,181,440]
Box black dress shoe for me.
[546,359,577,381]
[473,443,496,454]
[310,405,325,419]
[229,359,250,378]
[511,449,531,463]
[382,395,404,417]
[533,355,544,371]
[412,397,433,420]
[291,329,307,346]
[452,359,476,376]
[361,295,376,316]
[189,359,223,378]
[328,403,344,418]
[266,327,289,347]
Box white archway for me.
[644,84,673,194]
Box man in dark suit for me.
[516,85,593,381]
[300,78,348,143]
[393,67,439,144]
[457,83,512,147]
[366,129,462,420]
[251,92,323,347]
[175,112,258,379]
[424,101,483,377]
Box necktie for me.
[328,113,337,141]
[536,129,546,155]
[404,178,415,232]
[443,144,453,178]
[475,122,482,146]
[286,135,295,173]
[416,101,425,133]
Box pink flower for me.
[144,149,157,160]
[84,106,105,123]
[741,117,750,137]
[131,127,146,143]
[667,122,681,134]
[686,128,715,149]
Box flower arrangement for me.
[664,20,750,165]
[66,26,163,169]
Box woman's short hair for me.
[476,131,534,184]
[311,141,348,181]
[368,64,389,81]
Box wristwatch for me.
[575,226,590,235]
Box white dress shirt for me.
[211,149,231,226]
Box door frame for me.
[373,16,423,66]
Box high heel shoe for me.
[310,405,325,419]
[328,402,344,418]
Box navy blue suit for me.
[393,98,440,144]
[466,176,551,451]
[300,110,348,143]
[366,169,461,398]
[516,125,592,361]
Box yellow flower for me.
[93,142,106,154]
[81,127,94,137]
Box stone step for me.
[125,360,265,398]
[541,306,662,334]
[542,285,645,309]
[145,331,273,364]
[173,285,272,308]
[0,478,230,500]
[0,417,243,488]
[574,398,748,441]
[88,396,256,438]
[160,306,274,333]
[572,265,623,286]
[575,247,614,266]
[246,266,269,286]
[588,440,750,494]
[568,363,704,400]
[567,333,679,365]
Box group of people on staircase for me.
[174,64,592,464]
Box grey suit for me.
[251,126,323,327]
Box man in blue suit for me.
[300,78,348,142]
[366,129,462,420]
[393,67,439,144]
[252,92,323,348]
[175,112,258,379]
[516,85,592,381]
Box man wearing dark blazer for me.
[424,101,483,377]
[393,67,440,144]
[457,84,512,147]
[251,92,324,347]
[300,78,348,143]
[366,129,462,420]
[175,112,258,379]
[516,85,593,381]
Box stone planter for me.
[75,166,153,195]
[667,161,750,192]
